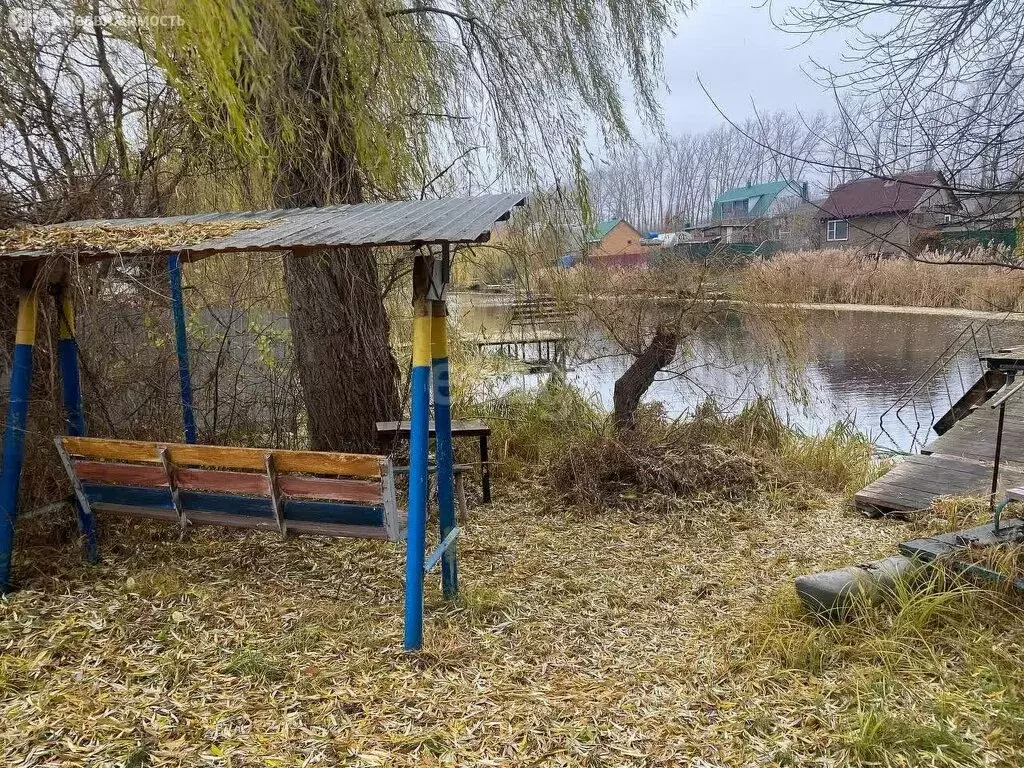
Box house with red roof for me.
[818,171,959,254]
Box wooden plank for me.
[73,460,168,487]
[170,445,384,477]
[177,468,270,495]
[375,419,490,438]
[284,520,391,540]
[277,475,383,503]
[92,504,391,539]
[83,483,173,510]
[63,437,159,463]
[62,436,384,477]
[81,482,387,528]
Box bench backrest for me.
[56,437,401,541]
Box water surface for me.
[457,300,1023,453]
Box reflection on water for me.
[457,301,1023,453]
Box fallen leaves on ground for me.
[0,486,1021,767]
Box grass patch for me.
[223,648,286,683]
[847,709,977,766]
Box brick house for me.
[818,171,959,254]
[585,219,647,267]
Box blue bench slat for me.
[84,483,173,510]
[81,483,385,528]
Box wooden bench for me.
[55,436,403,541]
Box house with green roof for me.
[711,180,806,221]
[693,180,808,246]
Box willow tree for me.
[151,0,687,451]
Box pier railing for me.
[878,321,996,452]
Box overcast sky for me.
[635,0,848,137]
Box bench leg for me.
[480,434,492,504]
[455,472,469,524]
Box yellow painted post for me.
[0,289,38,591]
[404,254,433,650]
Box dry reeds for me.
[743,249,1024,312]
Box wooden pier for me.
[474,329,569,368]
[855,346,1024,515]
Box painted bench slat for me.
[88,505,393,540]
[75,463,385,506]
[74,461,168,487]
[63,437,402,542]
[81,483,388,528]
[64,436,383,478]
[177,468,270,496]
[277,476,383,504]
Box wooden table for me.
[376,419,492,503]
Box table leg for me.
[480,434,492,504]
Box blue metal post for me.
[403,290,432,650]
[168,253,197,444]
[0,290,38,591]
[55,287,98,563]
[431,299,458,600]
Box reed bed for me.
[742,249,1024,312]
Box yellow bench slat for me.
[62,436,384,478]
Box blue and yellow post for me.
[403,253,433,650]
[431,296,458,600]
[168,253,197,444]
[0,285,38,592]
[55,285,98,563]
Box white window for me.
[826,219,849,241]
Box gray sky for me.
[636,0,848,136]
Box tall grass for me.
[742,249,1024,312]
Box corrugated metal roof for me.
[714,181,794,204]
[1,194,527,261]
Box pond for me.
[456,298,1024,454]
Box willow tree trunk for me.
[612,327,679,431]
[274,140,399,454]
[282,246,400,453]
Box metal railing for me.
[878,321,994,452]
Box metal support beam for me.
[403,251,433,651]
[0,287,38,591]
[168,253,197,444]
[431,245,458,600]
[54,285,98,563]
[425,526,461,574]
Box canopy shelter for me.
[0,193,525,651]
